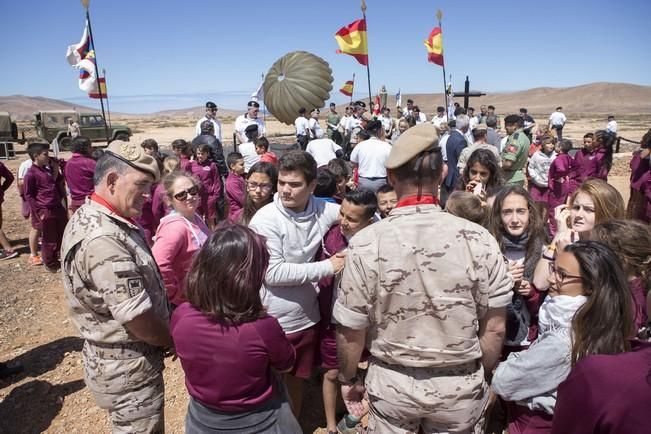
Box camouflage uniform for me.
[61,199,170,433]
[501,128,530,186]
[333,204,512,433]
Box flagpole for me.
[103,68,112,127]
[437,10,449,121]
[261,72,266,127]
[83,0,110,142]
[361,0,372,106]
[351,73,355,105]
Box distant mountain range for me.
[2,82,650,121]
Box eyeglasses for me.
[173,185,199,201]
[247,181,273,192]
[548,262,583,285]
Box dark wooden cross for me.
[452,76,486,110]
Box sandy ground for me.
[0,115,644,433]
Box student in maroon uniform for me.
[171,225,301,434]
[23,142,68,271]
[225,152,246,222]
[189,144,221,228]
[0,160,17,260]
[574,130,614,182]
[64,136,96,214]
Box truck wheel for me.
[115,133,129,142]
[59,137,72,151]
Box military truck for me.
[34,110,131,150]
[0,112,19,142]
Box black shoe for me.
[0,362,24,379]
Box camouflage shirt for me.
[61,199,170,345]
[333,204,512,368]
[501,129,531,185]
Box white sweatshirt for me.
[249,194,340,333]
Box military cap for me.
[353,100,366,108]
[205,101,217,109]
[244,124,259,134]
[248,100,260,108]
[106,140,161,182]
[472,123,488,132]
[385,123,439,169]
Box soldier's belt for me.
[85,340,161,360]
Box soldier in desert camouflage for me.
[333,123,513,433]
[61,140,173,433]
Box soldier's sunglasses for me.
[173,185,199,201]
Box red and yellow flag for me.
[88,77,107,99]
[335,19,368,66]
[424,26,444,67]
[339,80,354,97]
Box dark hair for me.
[468,106,475,112]
[489,185,547,260]
[558,139,573,154]
[405,115,417,127]
[91,148,105,161]
[171,139,191,157]
[227,152,243,169]
[298,107,306,114]
[454,106,466,117]
[488,105,495,110]
[583,132,594,140]
[460,148,504,190]
[196,144,212,156]
[486,116,498,128]
[278,151,317,184]
[472,128,487,141]
[504,114,523,127]
[344,188,378,219]
[140,138,159,152]
[436,106,445,112]
[93,152,132,186]
[407,99,414,104]
[566,241,633,365]
[519,108,528,114]
[327,158,349,179]
[586,220,651,291]
[446,191,487,225]
[72,136,92,154]
[240,162,278,225]
[594,129,615,171]
[254,137,270,151]
[314,169,337,198]
[185,225,269,325]
[376,183,395,195]
[28,142,49,159]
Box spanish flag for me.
[335,19,368,66]
[424,26,444,67]
[89,77,107,99]
[339,80,354,97]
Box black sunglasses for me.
[173,185,199,201]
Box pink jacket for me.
[152,212,211,306]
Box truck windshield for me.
[42,113,72,128]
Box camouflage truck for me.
[34,110,131,150]
[0,112,19,142]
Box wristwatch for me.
[337,374,359,386]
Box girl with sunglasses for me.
[493,241,633,434]
[235,162,277,225]
[152,172,210,308]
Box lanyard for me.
[395,195,438,208]
[91,193,137,225]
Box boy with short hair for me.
[190,144,222,228]
[23,142,68,270]
[255,137,278,167]
[17,143,38,264]
[225,152,246,222]
[376,183,398,218]
[326,158,350,203]
[64,136,96,213]
[0,160,17,259]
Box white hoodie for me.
[249,193,340,333]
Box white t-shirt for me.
[308,118,324,139]
[295,116,310,136]
[378,115,394,134]
[239,142,260,172]
[350,137,392,178]
[18,159,33,179]
[306,138,342,167]
[549,111,566,127]
[431,114,448,129]
[415,112,427,124]
[194,116,223,142]
[607,120,618,134]
[235,114,265,143]
[345,116,362,133]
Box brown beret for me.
[106,140,161,182]
[385,123,439,169]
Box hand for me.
[554,204,570,233]
[341,382,366,418]
[465,179,478,193]
[509,262,524,285]
[554,230,576,252]
[329,251,347,274]
[516,280,533,297]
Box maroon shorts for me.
[285,325,318,379]
[319,327,339,370]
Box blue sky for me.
[1,0,649,113]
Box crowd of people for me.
[0,97,649,434]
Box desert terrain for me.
[0,103,648,433]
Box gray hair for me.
[93,153,132,186]
[455,114,470,131]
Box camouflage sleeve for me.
[476,235,513,317]
[80,236,153,325]
[501,141,519,162]
[332,240,376,330]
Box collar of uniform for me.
[90,193,139,227]
[389,202,441,216]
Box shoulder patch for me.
[506,145,517,153]
[127,278,143,298]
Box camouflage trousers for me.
[82,341,165,434]
[365,358,488,434]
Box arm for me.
[212,141,228,177]
[125,309,173,348]
[151,221,185,296]
[478,306,506,375]
[527,154,547,187]
[0,163,14,192]
[260,316,297,374]
[23,173,39,213]
[336,325,366,380]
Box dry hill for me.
[0,95,100,120]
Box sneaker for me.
[0,250,18,260]
[45,264,61,273]
[28,255,43,266]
